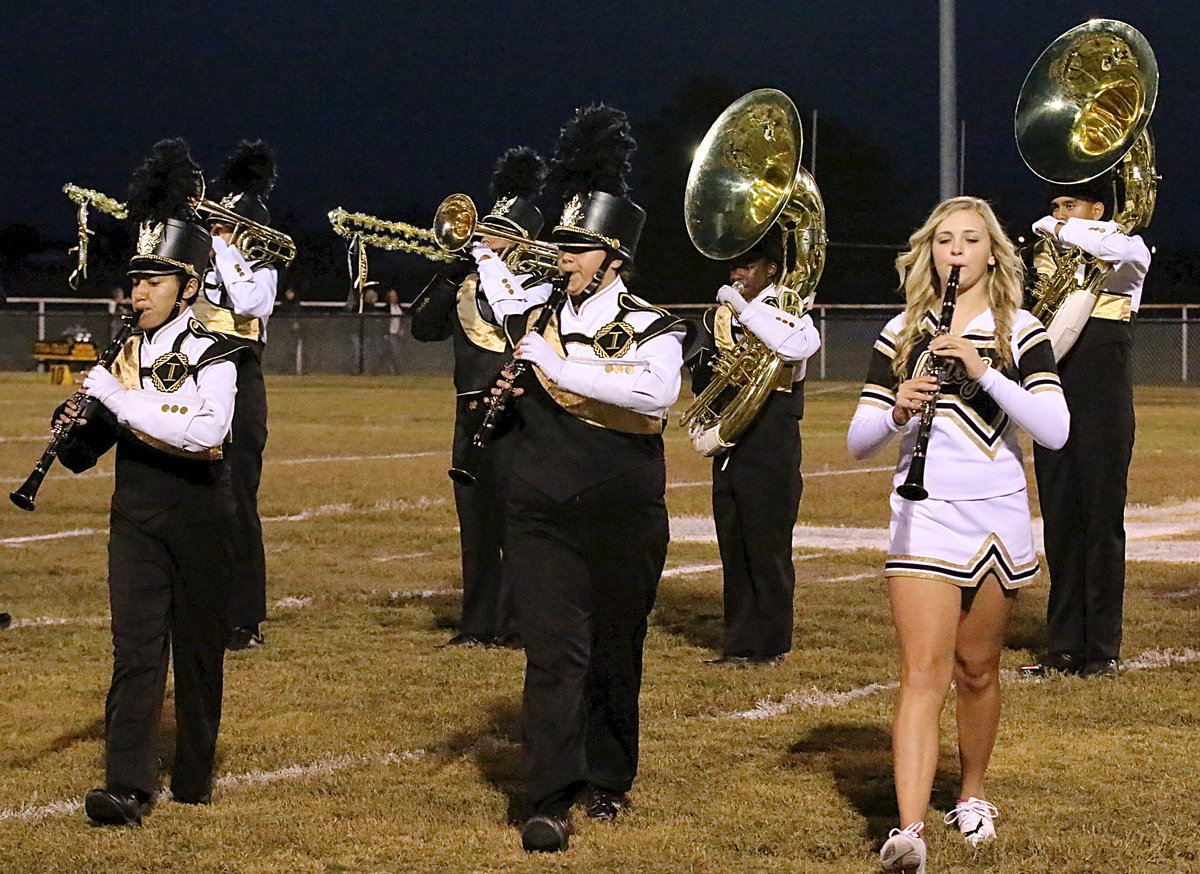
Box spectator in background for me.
[382,287,404,374]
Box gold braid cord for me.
[327,207,456,263]
[63,184,129,290]
[63,184,128,218]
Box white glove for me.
[1032,215,1062,238]
[471,242,498,265]
[514,332,564,382]
[716,284,748,315]
[82,366,125,416]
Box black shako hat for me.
[125,139,210,279]
[211,139,277,226]
[1045,175,1112,215]
[729,225,784,270]
[547,104,645,263]
[478,146,546,241]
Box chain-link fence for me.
[2,299,1197,384]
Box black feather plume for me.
[126,138,202,224]
[490,146,546,200]
[546,104,636,201]
[217,139,277,198]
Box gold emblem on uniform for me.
[149,351,191,393]
[593,321,635,359]
[136,221,165,255]
[491,196,516,216]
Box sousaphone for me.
[681,88,826,455]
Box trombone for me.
[193,198,296,267]
[433,193,559,275]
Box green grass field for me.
[1,372,1198,873]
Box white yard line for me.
[667,465,891,489]
[662,563,723,578]
[374,549,436,564]
[0,749,431,824]
[726,647,1200,721]
[0,528,104,546]
[4,648,1198,822]
[270,451,439,466]
[2,596,313,633]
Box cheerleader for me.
[846,197,1069,872]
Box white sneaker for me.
[944,796,998,846]
[879,821,926,873]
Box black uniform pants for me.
[506,465,668,817]
[226,347,268,629]
[104,488,234,801]
[712,399,802,659]
[451,395,515,639]
[1034,319,1134,663]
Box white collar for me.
[565,276,624,317]
[142,307,192,345]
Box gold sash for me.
[530,310,664,436]
[455,276,506,352]
[192,295,262,341]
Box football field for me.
[1,372,1197,873]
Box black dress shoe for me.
[703,654,751,666]
[441,632,488,648]
[85,788,147,826]
[748,653,785,666]
[521,814,570,852]
[585,788,630,821]
[227,624,265,650]
[1019,652,1083,676]
[492,633,523,650]
[1080,658,1119,677]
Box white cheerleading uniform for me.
[848,308,1069,588]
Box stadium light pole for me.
[940,0,959,198]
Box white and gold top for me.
[847,308,1069,501]
[108,309,238,454]
[195,235,278,342]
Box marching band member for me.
[193,141,281,650]
[846,197,1068,872]
[687,228,820,665]
[53,140,241,825]
[1027,179,1151,677]
[410,146,550,647]
[476,106,687,852]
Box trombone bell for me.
[432,193,559,273]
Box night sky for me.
[3,1,1196,299]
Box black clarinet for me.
[10,312,139,511]
[449,273,568,486]
[896,265,962,502]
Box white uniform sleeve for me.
[473,244,552,319]
[116,360,238,451]
[1057,218,1151,270]
[975,366,1069,450]
[736,302,821,363]
[211,236,278,320]
[847,402,905,460]
[551,327,685,414]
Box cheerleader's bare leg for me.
[887,575,962,828]
[953,572,1016,800]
